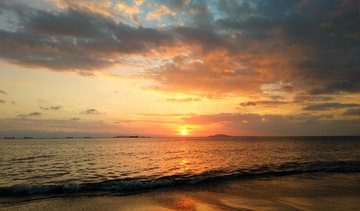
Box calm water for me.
[1,136,360,196]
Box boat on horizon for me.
[4,137,15,139]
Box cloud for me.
[40,106,62,110]
[37,98,47,103]
[142,53,264,97]
[164,97,202,102]
[0,0,359,103]
[292,94,333,103]
[30,112,42,116]
[0,99,5,103]
[308,81,360,95]
[302,103,359,111]
[278,85,294,93]
[239,101,289,107]
[80,109,102,115]
[72,118,81,120]
[135,0,146,6]
[67,0,114,17]
[141,0,360,98]
[180,112,360,135]
[114,1,142,25]
[181,113,263,125]
[11,101,16,104]
[146,5,171,21]
[286,113,334,121]
[239,101,256,107]
[342,108,360,116]
[17,112,42,118]
[0,3,176,72]
[0,90,7,95]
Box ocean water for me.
[0,136,359,197]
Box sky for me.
[0,0,360,137]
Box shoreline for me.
[1,172,359,211]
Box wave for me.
[1,160,359,196]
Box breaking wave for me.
[1,160,359,196]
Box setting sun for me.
[181,130,187,136]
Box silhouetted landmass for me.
[113,135,150,138]
[208,134,231,137]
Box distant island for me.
[113,135,150,138]
[208,134,231,137]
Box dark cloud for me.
[181,113,263,125]
[342,108,360,116]
[308,81,360,95]
[0,3,175,72]
[278,85,294,93]
[0,0,359,100]
[17,112,42,118]
[80,109,101,115]
[143,0,360,97]
[254,101,289,106]
[326,114,334,118]
[0,90,7,95]
[0,99,5,103]
[302,103,359,111]
[270,95,285,100]
[286,113,334,121]
[181,112,360,135]
[164,97,202,102]
[239,101,288,107]
[156,0,190,12]
[40,106,62,110]
[292,94,333,103]
[240,101,256,107]
[29,112,42,116]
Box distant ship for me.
[66,137,73,139]
[85,137,92,138]
[24,137,33,139]
[4,137,15,139]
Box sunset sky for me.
[1,0,360,137]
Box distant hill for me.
[208,134,231,137]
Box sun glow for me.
[181,130,187,135]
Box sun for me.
[181,130,187,136]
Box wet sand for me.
[1,173,359,211]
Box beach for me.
[1,172,359,211]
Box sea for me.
[1,136,360,203]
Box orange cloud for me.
[146,5,171,21]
